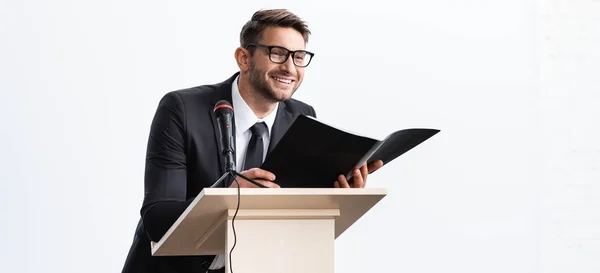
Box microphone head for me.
[213,100,234,117]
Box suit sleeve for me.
[309,105,317,118]
[140,91,193,242]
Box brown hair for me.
[240,9,311,48]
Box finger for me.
[360,164,369,185]
[233,178,279,188]
[247,168,276,181]
[333,181,340,188]
[231,177,259,188]
[260,181,280,188]
[361,163,368,178]
[245,178,277,188]
[352,168,364,188]
[367,160,384,173]
[338,174,350,188]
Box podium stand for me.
[151,188,387,273]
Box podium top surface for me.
[151,188,387,256]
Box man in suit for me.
[121,9,383,273]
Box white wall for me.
[0,0,597,272]
[537,1,600,272]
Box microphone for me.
[212,100,266,189]
[213,100,236,173]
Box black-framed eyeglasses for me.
[245,42,314,67]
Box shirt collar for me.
[231,75,279,137]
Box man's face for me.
[247,27,307,102]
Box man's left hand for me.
[334,159,384,188]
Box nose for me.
[280,54,296,73]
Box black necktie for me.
[244,122,268,170]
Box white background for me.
[1,0,598,272]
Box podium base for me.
[224,209,339,273]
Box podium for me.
[150,187,387,273]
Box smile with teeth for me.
[272,76,293,84]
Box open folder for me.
[260,115,440,188]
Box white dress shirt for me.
[231,76,278,170]
[208,75,279,270]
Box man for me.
[121,9,383,273]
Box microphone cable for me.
[211,170,264,273]
[228,171,241,273]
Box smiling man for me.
[121,9,382,273]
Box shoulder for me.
[152,87,213,117]
[156,74,236,110]
[282,98,317,118]
[167,80,226,103]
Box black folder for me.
[260,115,440,188]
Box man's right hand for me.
[230,168,280,188]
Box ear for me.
[234,47,251,72]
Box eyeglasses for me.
[245,42,314,67]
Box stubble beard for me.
[248,61,296,102]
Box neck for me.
[238,74,277,119]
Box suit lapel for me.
[268,102,293,155]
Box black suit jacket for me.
[121,72,316,273]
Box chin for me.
[270,87,296,101]
[266,92,292,102]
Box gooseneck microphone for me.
[210,100,267,189]
[213,100,236,173]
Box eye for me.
[271,48,287,56]
[295,52,307,59]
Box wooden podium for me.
[150,188,387,273]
